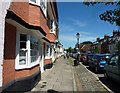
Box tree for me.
[66,47,73,53]
[83,1,120,26]
[81,41,93,44]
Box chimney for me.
[113,30,120,36]
[96,38,100,41]
[104,35,109,39]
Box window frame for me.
[29,0,47,17]
[15,30,40,70]
[45,45,52,59]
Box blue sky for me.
[57,2,118,49]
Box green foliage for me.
[54,57,58,63]
[66,47,73,53]
[83,2,120,26]
[69,57,74,65]
[81,41,93,44]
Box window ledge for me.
[15,62,39,70]
[45,57,52,59]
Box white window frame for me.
[40,0,47,17]
[50,20,56,34]
[29,0,39,6]
[15,30,40,70]
[29,0,47,17]
[45,45,52,59]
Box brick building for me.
[1,0,59,92]
[90,30,120,54]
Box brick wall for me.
[3,22,16,85]
[44,59,52,65]
[3,22,40,86]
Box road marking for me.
[72,66,77,92]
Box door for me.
[40,45,44,73]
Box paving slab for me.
[31,57,75,92]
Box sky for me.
[57,2,119,49]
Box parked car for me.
[89,54,112,73]
[83,54,95,65]
[104,51,120,84]
[80,53,87,63]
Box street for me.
[85,66,120,93]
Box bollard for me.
[74,60,77,66]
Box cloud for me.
[60,34,97,43]
[68,18,87,27]
[60,35,76,42]
[80,32,91,35]
[59,24,74,32]
[80,36,97,42]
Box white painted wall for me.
[40,44,44,73]
[0,0,11,87]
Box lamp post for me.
[75,33,80,65]
[76,33,80,52]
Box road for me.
[85,66,120,93]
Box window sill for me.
[45,57,52,59]
[15,62,39,70]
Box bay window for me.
[30,36,39,63]
[29,0,47,17]
[30,0,36,3]
[40,0,46,11]
[16,33,40,69]
[46,45,52,58]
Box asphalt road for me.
[85,66,120,93]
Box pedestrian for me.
[64,53,66,59]
[66,53,69,59]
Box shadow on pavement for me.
[86,66,120,92]
[86,67,104,74]
[47,89,62,93]
[99,77,120,93]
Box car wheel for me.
[104,71,109,80]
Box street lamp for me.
[76,33,80,52]
[75,33,80,65]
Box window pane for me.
[20,42,26,49]
[20,34,27,41]
[20,34,27,49]
[30,36,39,63]
[19,50,26,65]
[40,0,45,10]
[30,0,36,3]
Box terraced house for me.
[0,0,60,92]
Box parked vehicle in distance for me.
[83,54,95,65]
[80,53,87,63]
[71,52,77,58]
[104,51,120,84]
[89,54,112,73]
